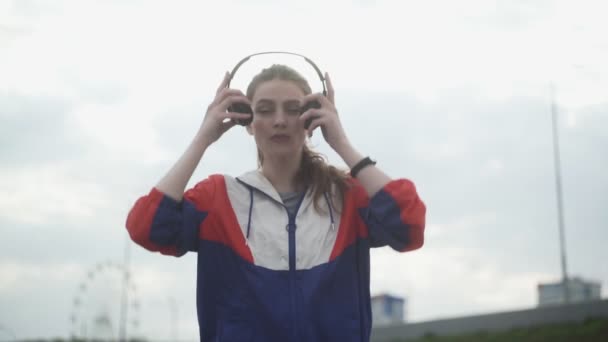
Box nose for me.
[273,109,287,127]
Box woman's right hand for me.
[197,72,252,146]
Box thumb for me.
[219,119,237,134]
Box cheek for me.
[293,131,307,147]
[250,120,269,140]
[254,122,265,132]
[294,129,306,140]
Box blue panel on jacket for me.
[195,238,373,342]
[361,190,410,251]
[150,196,207,255]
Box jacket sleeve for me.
[125,176,218,257]
[355,178,426,252]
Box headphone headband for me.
[227,51,327,96]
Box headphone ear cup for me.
[228,102,253,126]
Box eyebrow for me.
[255,99,301,106]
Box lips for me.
[271,134,290,142]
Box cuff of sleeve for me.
[151,187,182,209]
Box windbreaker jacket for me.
[125,170,426,342]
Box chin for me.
[267,147,300,160]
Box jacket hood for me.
[234,170,336,240]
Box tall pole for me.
[550,83,570,304]
[119,235,132,341]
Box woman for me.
[126,64,426,341]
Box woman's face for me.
[248,79,308,160]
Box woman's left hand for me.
[299,72,350,152]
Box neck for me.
[261,152,303,193]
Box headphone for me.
[226,51,328,127]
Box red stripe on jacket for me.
[125,175,254,263]
[125,187,178,256]
[329,180,369,261]
[195,175,253,263]
[329,178,425,260]
[383,179,426,252]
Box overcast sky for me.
[1,0,607,340]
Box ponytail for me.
[296,145,350,214]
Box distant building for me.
[371,293,406,326]
[538,277,602,306]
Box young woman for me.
[126,64,426,342]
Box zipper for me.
[287,217,297,341]
[287,191,306,342]
[237,178,308,341]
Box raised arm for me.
[157,72,252,200]
[125,72,252,255]
[299,71,425,252]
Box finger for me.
[218,94,251,111]
[299,108,322,125]
[300,92,324,104]
[216,71,231,95]
[223,112,252,121]
[214,88,247,105]
[301,108,323,129]
[219,117,241,132]
[215,88,245,103]
[306,116,326,137]
[301,92,334,111]
[325,72,335,104]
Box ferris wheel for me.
[70,260,140,341]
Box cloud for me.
[370,245,556,321]
[0,164,110,225]
[0,93,81,164]
[0,255,198,340]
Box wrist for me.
[334,141,365,168]
[349,156,377,178]
[193,130,213,150]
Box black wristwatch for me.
[350,157,376,178]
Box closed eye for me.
[256,108,273,114]
[286,107,300,115]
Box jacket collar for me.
[236,169,312,213]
